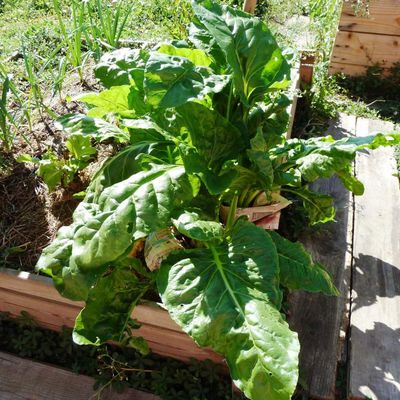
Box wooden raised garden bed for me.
[330,0,400,76]
[0,267,222,364]
[0,351,159,400]
[0,63,304,367]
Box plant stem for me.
[238,186,249,207]
[226,82,233,120]
[243,189,262,208]
[226,193,239,231]
[167,146,174,164]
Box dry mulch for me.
[0,72,110,271]
[0,159,79,270]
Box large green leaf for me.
[95,48,149,89]
[287,186,335,225]
[57,114,129,143]
[122,118,175,143]
[73,263,150,346]
[157,219,299,400]
[77,86,141,118]
[188,20,227,71]
[158,43,212,67]
[176,102,245,169]
[172,211,223,242]
[87,142,167,199]
[272,133,400,185]
[144,52,229,108]
[37,164,198,298]
[337,165,364,195]
[247,129,274,190]
[248,93,291,148]
[179,144,237,195]
[268,231,339,295]
[75,165,197,268]
[36,224,98,300]
[192,0,290,106]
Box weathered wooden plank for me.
[340,1,400,36]
[0,351,159,400]
[0,268,179,331]
[343,0,400,16]
[329,63,369,76]
[287,64,301,139]
[0,268,223,364]
[0,269,84,306]
[330,62,394,77]
[287,114,355,400]
[330,0,400,75]
[299,52,315,85]
[0,290,77,329]
[348,118,400,400]
[243,0,257,14]
[331,31,400,69]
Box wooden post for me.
[243,0,257,14]
[299,51,315,86]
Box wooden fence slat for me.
[330,0,400,76]
[331,31,400,68]
[287,114,355,400]
[0,352,159,400]
[329,62,395,77]
[348,118,400,400]
[340,1,400,36]
[350,0,400,15]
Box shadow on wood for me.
[287,115,355,400]
[349,323,400,400]
[351,254,400,312]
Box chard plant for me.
[17,134,96,192]
[37,1,400,399]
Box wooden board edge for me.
[287,63,301,139]
[299,52,315,85]
[330,30,400,73]
[347,117,397,400]
[0,268,223,365]
[0,351,160,400]
[0,268,176,328]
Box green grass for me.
[0,0,395,160]
[0,0,318,152]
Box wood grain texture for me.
[331,31,400,68]
[348,118,400,400]
[329,62,394,77]
[342,0,400,18]
[330,0,400,75]
[287,65,301,139]
[340,1,400,36]
[299,53,315,85]
[243,0,257,14]
[287,114,355,400]
[329,63,369,76]
[0,351,159,400]
[0,268,223,364]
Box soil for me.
[0,71,113,271]
[0,159,78,270]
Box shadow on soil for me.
[0,159,77,270]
